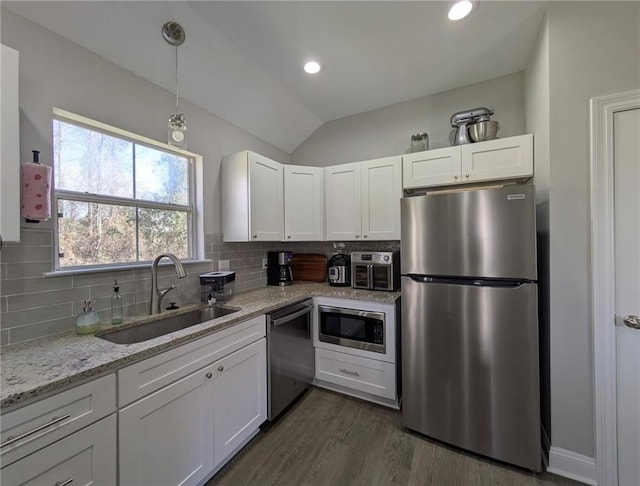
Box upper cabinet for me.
[284,165,324,241]
[1,44,20,244]
[403,134,533,190]
[222,151,284,242]
[325,155,402,241]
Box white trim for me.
[590,88,640,486]
[548,447,597,486]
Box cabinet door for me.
[249,153,284,241]
[325,162,361,241]
[402,147,462,189]
[119,367,214,486]
[284,165,324,241]
[1,44,20,243]
[461,133,534,183]
[361,156,402,240]
[0,414,116,486]
[212,338,267,467]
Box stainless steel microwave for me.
[351,251,400,291]
[318,305,386,354]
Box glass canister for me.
[410,132,429,152]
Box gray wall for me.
[290,72,525,167]
[546,2,640,458]
[524,12,551,451]
[0,8,290,345]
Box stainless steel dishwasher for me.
[267,299,315,420]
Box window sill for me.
[43,259,212,278]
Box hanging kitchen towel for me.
[21,162,52,222]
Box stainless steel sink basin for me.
[97,307,239,344]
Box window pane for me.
[58,199,136,267]
[53,120,133,198]
[135,145,189,205]
[138,208,189,261]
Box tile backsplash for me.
[0,230,398,346]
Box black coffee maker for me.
[267,251,293,286]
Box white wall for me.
[0,7,290,235]
[546,1,640,459]
[291,72,525,166]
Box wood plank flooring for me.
[207,387,581,486]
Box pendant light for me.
[162,22,187,149]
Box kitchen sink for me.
[97,307,239,344]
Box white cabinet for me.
[325,162,361,240]
[118,315,267,485]
[1,414,117,486]
[284,165,324,241]
[212,339,267,466]
[325,155,401,241]
[221,150,284,242]
[1,44,20,244]
[119,364,215,486]
[403,134,533,189]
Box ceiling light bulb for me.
[448,0,473,21]
[304,61,321,74]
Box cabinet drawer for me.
[0,414,116,486]
[315,348,396,400]
[0,374,116,467]
[118,315,265,406]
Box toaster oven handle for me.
[367,264,374,289]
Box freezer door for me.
[401,276,541,471]
[401,185,537,280]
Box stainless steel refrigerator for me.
[401,184,541,472]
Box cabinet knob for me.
[363,235,368,238]
[355,235,359,238]
[252,235,257,239]
[454,175,459,180]
[287,235,291,239]
[206,372,213,379]
[218,365,224,372]
[465,174,470,178]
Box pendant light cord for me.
[175,45,180,113]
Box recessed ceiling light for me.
[448,0,473,21]
[304,61,321,74]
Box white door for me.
[249,153,284,241]
[325,162,361,240]
[119,368,214,486]
[614,107,640,486]
[361,156,402,240]
[284,165,323,241]
[212,339,267,467]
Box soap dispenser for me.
[76,300,100,335]
[111,280,123,325]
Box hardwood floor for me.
[207,387,581,486]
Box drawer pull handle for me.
[206,372,213,379]
[1,414,71,448]
[339,368,360,377]
[55,478,74,486]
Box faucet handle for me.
[160,284,176,297]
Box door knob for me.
[622,315,640,330]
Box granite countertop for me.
[0,282,400,411]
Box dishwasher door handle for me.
[272,305,313,327]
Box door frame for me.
[590,88,640,486]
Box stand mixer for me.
[450,107,494,145]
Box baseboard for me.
[547,446,597,485]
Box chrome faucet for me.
[150,253,187,315]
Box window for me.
[52,109,202,270]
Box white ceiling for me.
[3,1,547,153]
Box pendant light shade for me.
[162,22,187,149]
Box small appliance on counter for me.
[267,251,293,286]
[199,271,236,303]
[327,253,351,287]
[351,251,400,291]
[450,107,495,145]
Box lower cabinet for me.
[119,337,267,486]
[1,414,117,486]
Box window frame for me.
[51,108,205,274]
